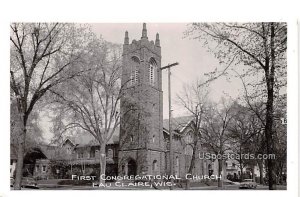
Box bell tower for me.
[118,23,165,176]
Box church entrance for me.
[127,159,137,176]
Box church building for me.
[118,23,166,177]
[23,24,219,182]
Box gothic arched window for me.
[149,58,157,85]
[130,56,140,86]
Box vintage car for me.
[239,179,257,189]
[10,177,38,188]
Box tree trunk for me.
[188,143,197,174]
[240,166,243,181]
[99,143,106,185]
[264,22,276,190]
[252,165,256,182]
[217,159,222,187]
[14,125,26,190]
[185,142,198,190]
[258,161,264,184]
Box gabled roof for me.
[63,128,120,147]
[61,116,194,147]
[61,138,75,147]
[163,116,194,135]
[38,144,67,160]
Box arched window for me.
[175,156,179,176]
[186,131,193,143]
[134,69,139,84]
[184,145,193,156]
[130,56,140,86]
[149,64,154,85]
[152,160,158,171]
[152,134,155,143]
[149,58,157,85]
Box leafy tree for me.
[185,22,287,189]
[10,23,92,189]
[49,38,123,185]
[227,101,264,182]
[176,79,209,189]
[201,98,235,187]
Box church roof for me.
[60,116,194,147]
[163,116,194,134]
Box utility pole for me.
[161,62,179,190]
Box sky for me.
[91,23,242,118]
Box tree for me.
[201,98,235,187]
[176,79,209,189]
[10,23,92,189]
[10,97,44,165]
[227,101,264,182]
[185,22,287,189]
[50,38,123,185]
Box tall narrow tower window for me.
[130,56,140,86]
[134,69,139,84]
[149,58,157,86]
[149,64,154,85]
[130,71,135,85]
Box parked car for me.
[239,179,257,189]
[10,177,38,189]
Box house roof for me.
[64,128,120,147]
[38,144,67,160]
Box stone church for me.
[118,23,166,177]
[23,24,221,181]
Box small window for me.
[122,165,125,173]
[107,149,113,158]
[152,160,158,171]
[152,135,155,143]
[176,156,179,166]
[42,165,46,172]
[78,152,84,159]
[90,148,95,158]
